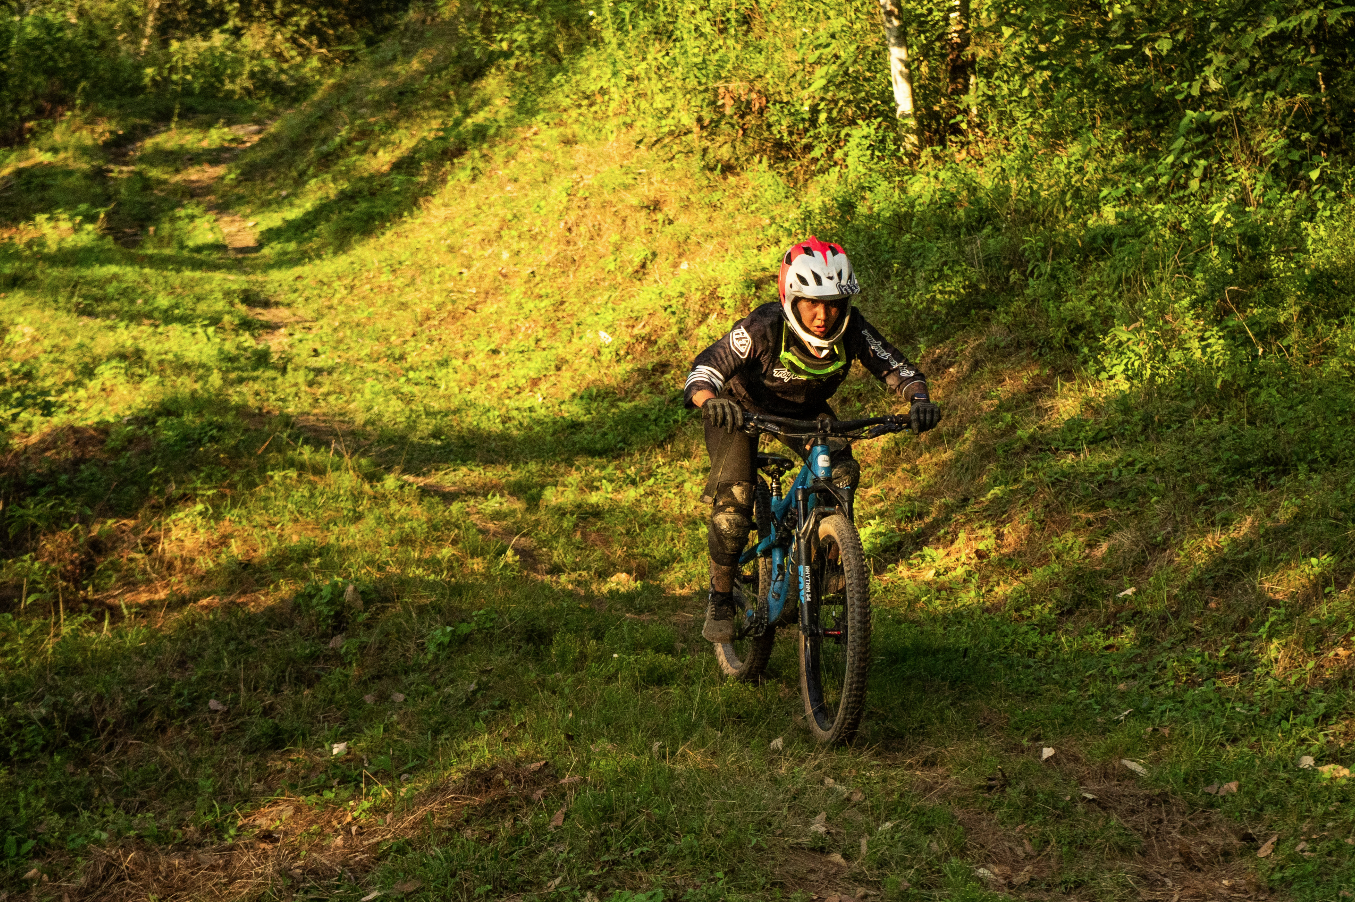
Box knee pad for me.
[831,458,860,491]
[708,481,755,562]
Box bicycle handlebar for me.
[741,412,910,439]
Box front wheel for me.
[714,481,776,681]
[798,512,871,744]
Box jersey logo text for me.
[729,325,752,359]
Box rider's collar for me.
[779,322,847,378]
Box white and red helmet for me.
[778,236,859,350]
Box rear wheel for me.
[798,512,871,744]
[714,480,775,681]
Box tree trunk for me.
[876,0,918,149]
[946,0,972,101]
[140,0,161,56]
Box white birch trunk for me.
[140,0,161,56]
[876,0,918,147]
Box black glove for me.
[702,398,745,433]
[909,395,941,433]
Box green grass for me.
[3,8,1355,902]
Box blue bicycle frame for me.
[732,413,908,638]
[736,437,840,631]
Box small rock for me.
[332,741,348,756]
[208,699,226,712]
[1041,747,1055,761]
[769,737,784,752]
[1299,755,1316,769]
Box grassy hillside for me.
[3,2,1355,901]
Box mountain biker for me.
[684,237,941,644]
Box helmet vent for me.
[783,251,793,265]
[802,244,813,253]
[811,270,823,286]
[796,273,809,285]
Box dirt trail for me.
[175,122,267,255]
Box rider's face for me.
[795,298,843,338]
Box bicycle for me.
[713,412,910,745]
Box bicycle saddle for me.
[756,452,794,472]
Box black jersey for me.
[683,302,925,416]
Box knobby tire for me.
[798,512,871,744]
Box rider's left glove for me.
[907,393,941,434]
[702,398,745,434]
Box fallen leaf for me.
[1217,781,1239,796]
[332,742,348,756]
[526,760,548,772]
[344,583,362,611]
[550,806,567,828]
[810,823,829,835]
[1116,708,1134,721]
[878,821,894,831]
[329,635,345,649]
[770,737,784,752]
[208,699,226,712]
[559,775,583,785]
[1204,783,1220,794]
[532,788,547,801]
[1295,841,1308,852]
[849,789,864,803]
[974,866,997,880]
[1081,791,1098,800]
[1299,755,1316,769]
[390,692,405,704]
[860,836,868,857]
[1023,838,1035,857]
[1319,764,1351,780]
[1041,747,1055,761]
[23,869,41,880]
[813,811,828,825]
[363,694,376,704]
[1120,759,1148,776]
[391,880,423,894]
[546,875,563,891]
[1117,587,1136,597]
[360,892,381,902]
[824,777,836,787]
[652,741,662,756]
[825,852,848,867]
[1257,834,1279,858]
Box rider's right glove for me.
[702,397,745,434]
[909,394,941,434]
